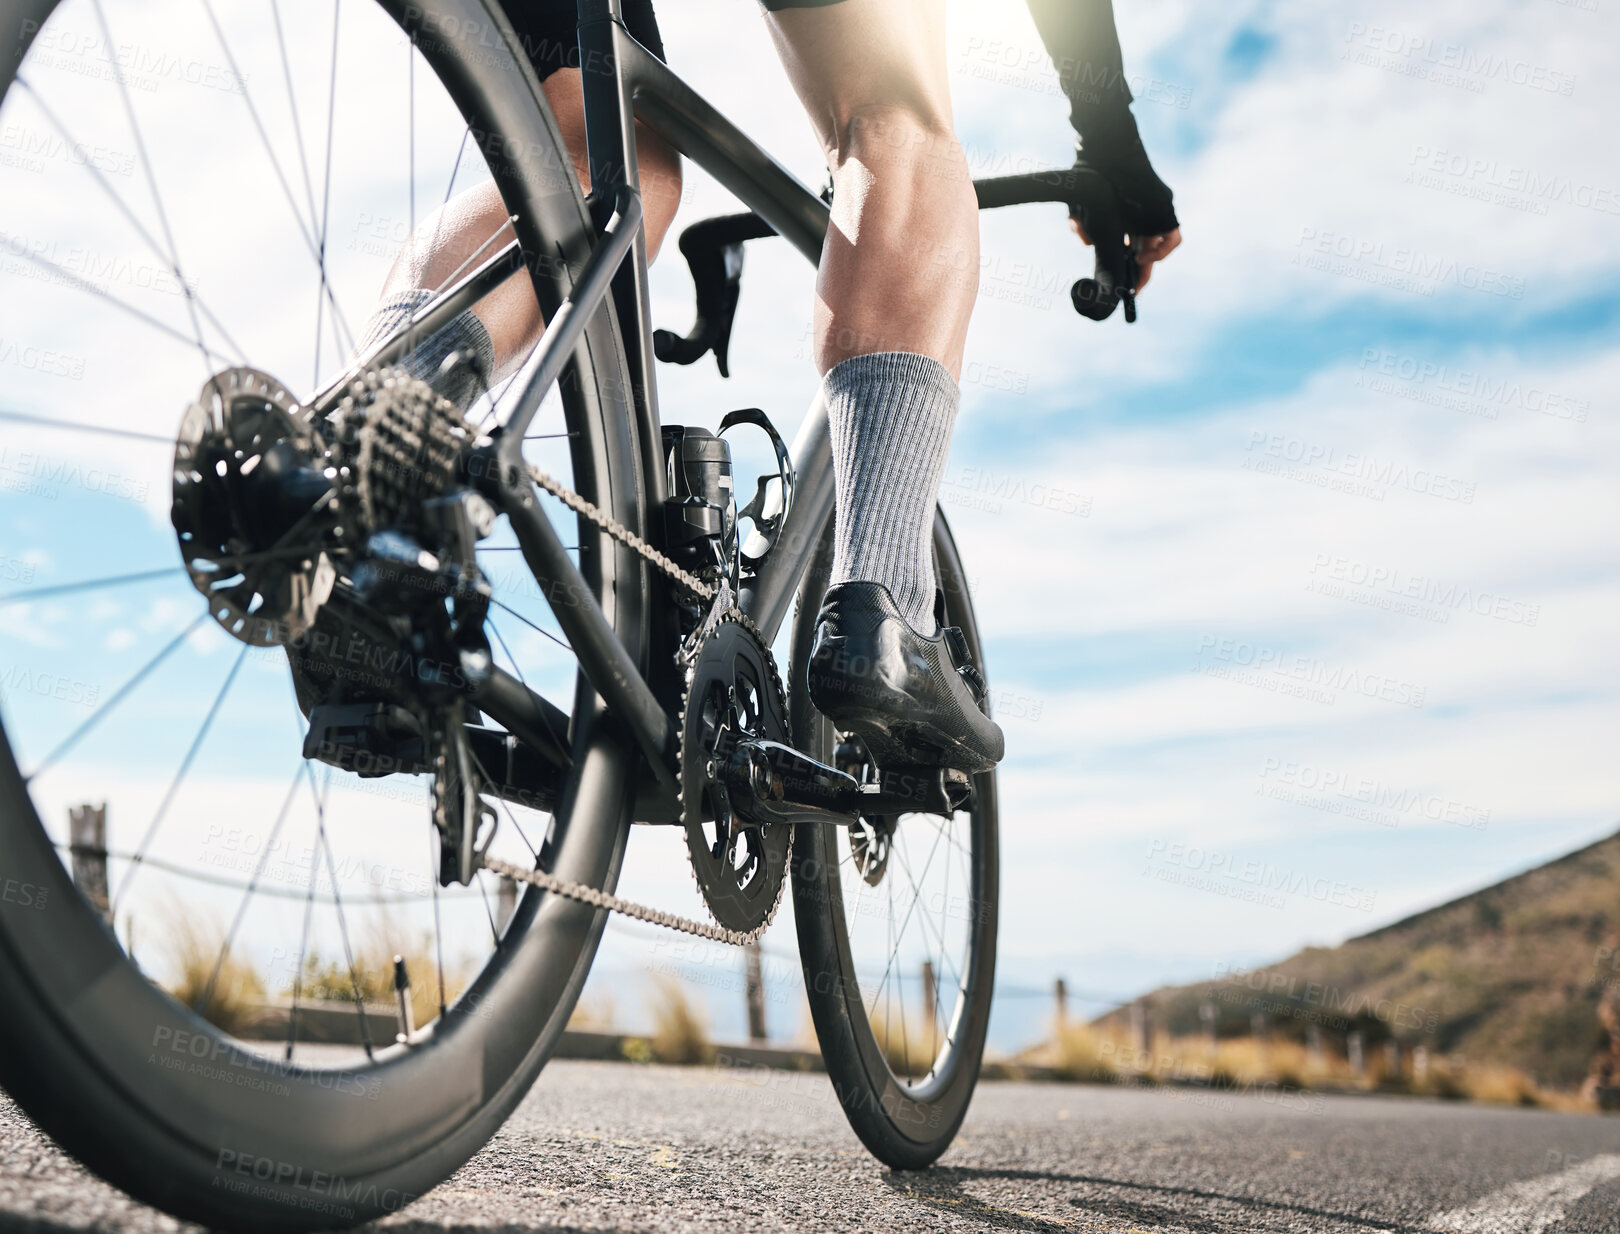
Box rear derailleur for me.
[170,364,509,885]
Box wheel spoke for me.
[111,643,248,914]
[867,817,947,1025]
[428,825,447,1016]
[199,763,304,1014]
[0,237,236,364]
[306,764,376,1060]
[90,0,216,387]
[489,597,571,653]
[25,612,208,781]
[270,0,323,265]
[0,567,182,607]
[285,801,323,1062]
[893,826,965,1003]
[474,868,501,943]
[0,408,175,445]
[311,0,345,385]
[199,0,355,360]
[466,741,541,855]
[13,77,248,366]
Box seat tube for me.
[576,0,666,508]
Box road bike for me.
[0,1,1139,1227]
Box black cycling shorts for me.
[502,1,846,83]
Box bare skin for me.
[373,19,1178,382]
[763,0,977,379]
[373,67,684,382]
[1073,217,1182,292]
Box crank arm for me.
[722,739,973,827]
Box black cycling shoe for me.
[806,582,1004,775]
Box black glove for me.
[1026,0,1179,238]
[1074,120,1179,239]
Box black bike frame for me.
[475,0,1113,813]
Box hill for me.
[1102,829,1620,1089]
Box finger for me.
[1135,261,1154,294]
[1069,215,1093,247]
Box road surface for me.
[3,1060,1619,1232]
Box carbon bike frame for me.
[450,0,1116,816]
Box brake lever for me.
[1065,163,1136,324]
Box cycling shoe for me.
[806,582,1004,775]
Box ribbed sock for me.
[824,351,960,635]
[354,289,495,413]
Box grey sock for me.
[354,289,495,413]
[825,351,960,635]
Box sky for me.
[0,0,1615,1054]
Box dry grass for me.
[647,978,713,1065]
[866,1004,951,1079]
[156,900,265,1035]
[1077,1030,1575,1110]
[1053,1022,1124,1084]
[567,990,617,1031]
[290,910,468,1029]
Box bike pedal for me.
[861,765,973,816]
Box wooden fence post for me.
[744,943,767,1042]
[69,803,110,923]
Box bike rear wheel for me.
[0,1,647,1228]
[789,512,1000,1168]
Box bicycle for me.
[0,1,1140,1228]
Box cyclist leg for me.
[764,0,1002,773]
[355,0,682,403]
[762,0,977,376]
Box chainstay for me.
[481,854,765,946]
[528,464,715,600]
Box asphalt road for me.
[4,1060,1620,1233]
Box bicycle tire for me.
[0,1,648,1229]
[788,511,1000,1169]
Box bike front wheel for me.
[788,512,1000,1168]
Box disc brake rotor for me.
[172,368,337,646]
[679,613,791,933]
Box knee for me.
[833,103,967,183]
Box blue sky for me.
[0,0,1615,1053]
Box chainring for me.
[679,612,791,934]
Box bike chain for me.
[527,464,716,601]
[475,464,773,947]
[481,854,766,947]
